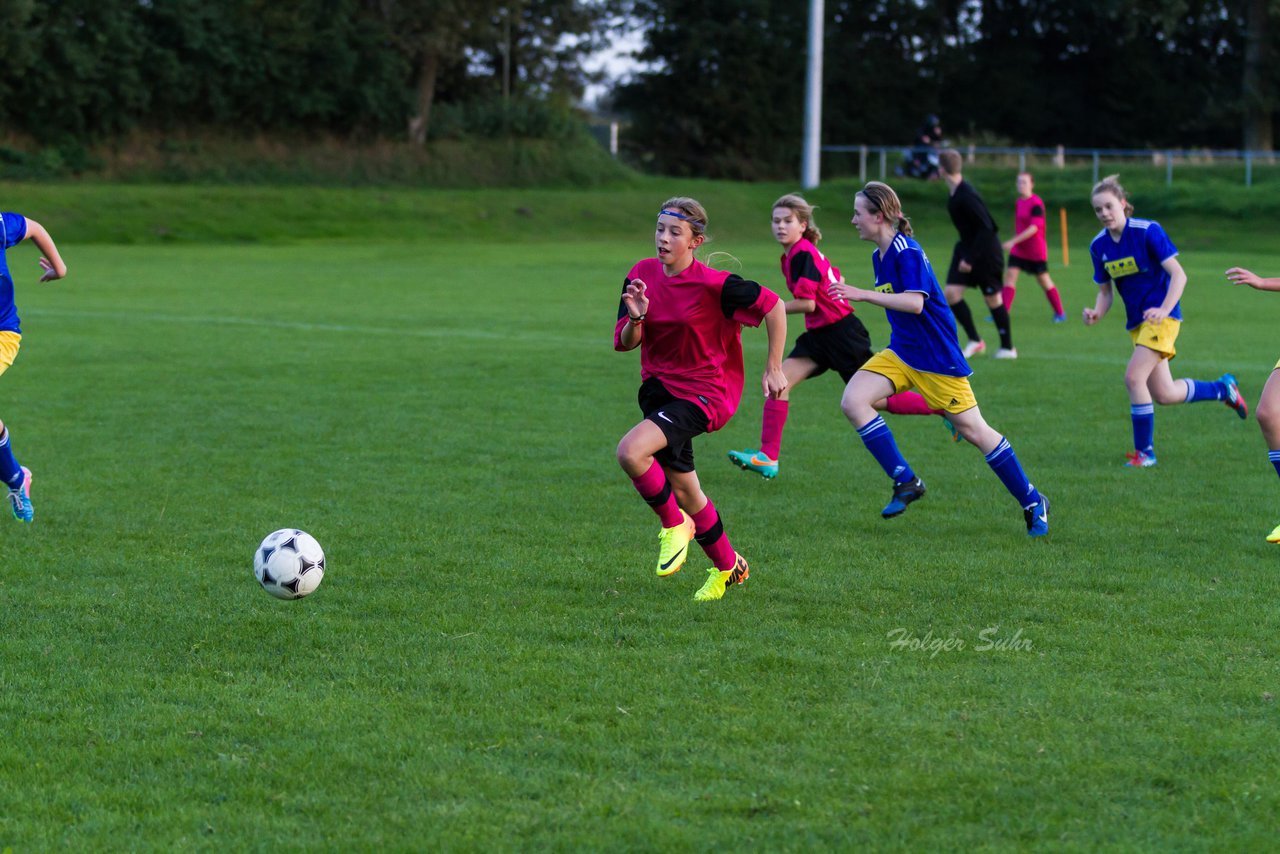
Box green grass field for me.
[0,176,1277,850]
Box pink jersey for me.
[1012,194,1048,262]
[781,238,853,330]
[614,257,779,432]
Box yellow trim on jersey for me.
[861,349,977,414]
[1129,318,1180,360]
[0,331,19,376]
[1104,256,1139,278]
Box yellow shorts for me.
[1129,318,1180,360]
[1273,357,1280,371]
[861,349,977,414]
[0,331,19,377]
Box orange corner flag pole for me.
[1060,207,1069,267]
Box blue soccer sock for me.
[0,428,22,490]
[1183,378,1226,403]
[1131,403,1155,453]
[984,436,1040,508]
[1270,449,1280,481]
[857,415,914,484]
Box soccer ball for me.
[254,529,325,600]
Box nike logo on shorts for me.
[657,411,674,423]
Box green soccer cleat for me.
[693,554,750,602]
[655,511,695,577]
[727,448,779,479]
[8,466,32,523]
[941,414,963,444]
[1267,523,1280,544]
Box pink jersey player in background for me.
[1002,172,1066,322]
[728,193,957,480]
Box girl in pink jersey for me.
[614,197,789,602]
[1001,172,1066,322]
[1224,265,1280,543]
[727,194,956,479]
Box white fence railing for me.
[821,144,1280,187]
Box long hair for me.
[1090,174,1134,217]
[772,193,821,242]
[857,182,913,236]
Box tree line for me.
[2,1,1277,182]
[612,0,1280,178]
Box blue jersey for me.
[871,233,971,377]
[0,212,28,333]
[1089,218,1180,331]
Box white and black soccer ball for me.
[254,529,325,600]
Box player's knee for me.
[1257,398,1280,435]
[616,436,646,471]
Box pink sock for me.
[631,459,683,528]
[691,500,737,571]
[1046,286,1064,316]
[760,398,788,460]
[1002,286,1017,311]
[884,391,936,416]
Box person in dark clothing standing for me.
[938,149,1017,359]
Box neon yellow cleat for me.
[1267,523,1280,544]
[655,511,696,577]
[693,553,749,602]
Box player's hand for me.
[958,259,972,273]
[1001,240,1014,253]
[1225,267,1260,288]
[762,366,788,400]
[827,277,863,303]
[1142,307,1168,324]
[622,278,648,319]
[38,257,64,282]
[1082,307,1099,326]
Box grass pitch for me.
[0,178,1277,850]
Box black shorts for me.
[788,314,874,383]
[637,377,710,473]
[947,241,1003,296]
[1008,255,1049,275]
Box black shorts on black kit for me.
[788,313,874,383]
[638,377,710,473]
[947,241,1004,296]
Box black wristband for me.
[629,314,645,323]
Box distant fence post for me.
[1018,150,1026,172]
[1246,151,1253,187]
[879,148,886,179]
[1092,151,1100,183]
[966,144,976,164]
[610,122,618,156]
[860,145,867,183]
[1055,145,1065,169]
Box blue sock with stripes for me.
[0,429,22,490]
[1131,403,1155,454]
[985,436,1040,508]
[857,415,914,484]
[1184,379,1226,403]
[1270,449,1280,481]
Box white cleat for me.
[993,347,1018,360]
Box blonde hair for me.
[938,148,963,176]
[658,196,708,242]
[857,182,913,236]
[772,193,822,242]
[1091,174,1134,216]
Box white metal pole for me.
[801,0,824,189]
